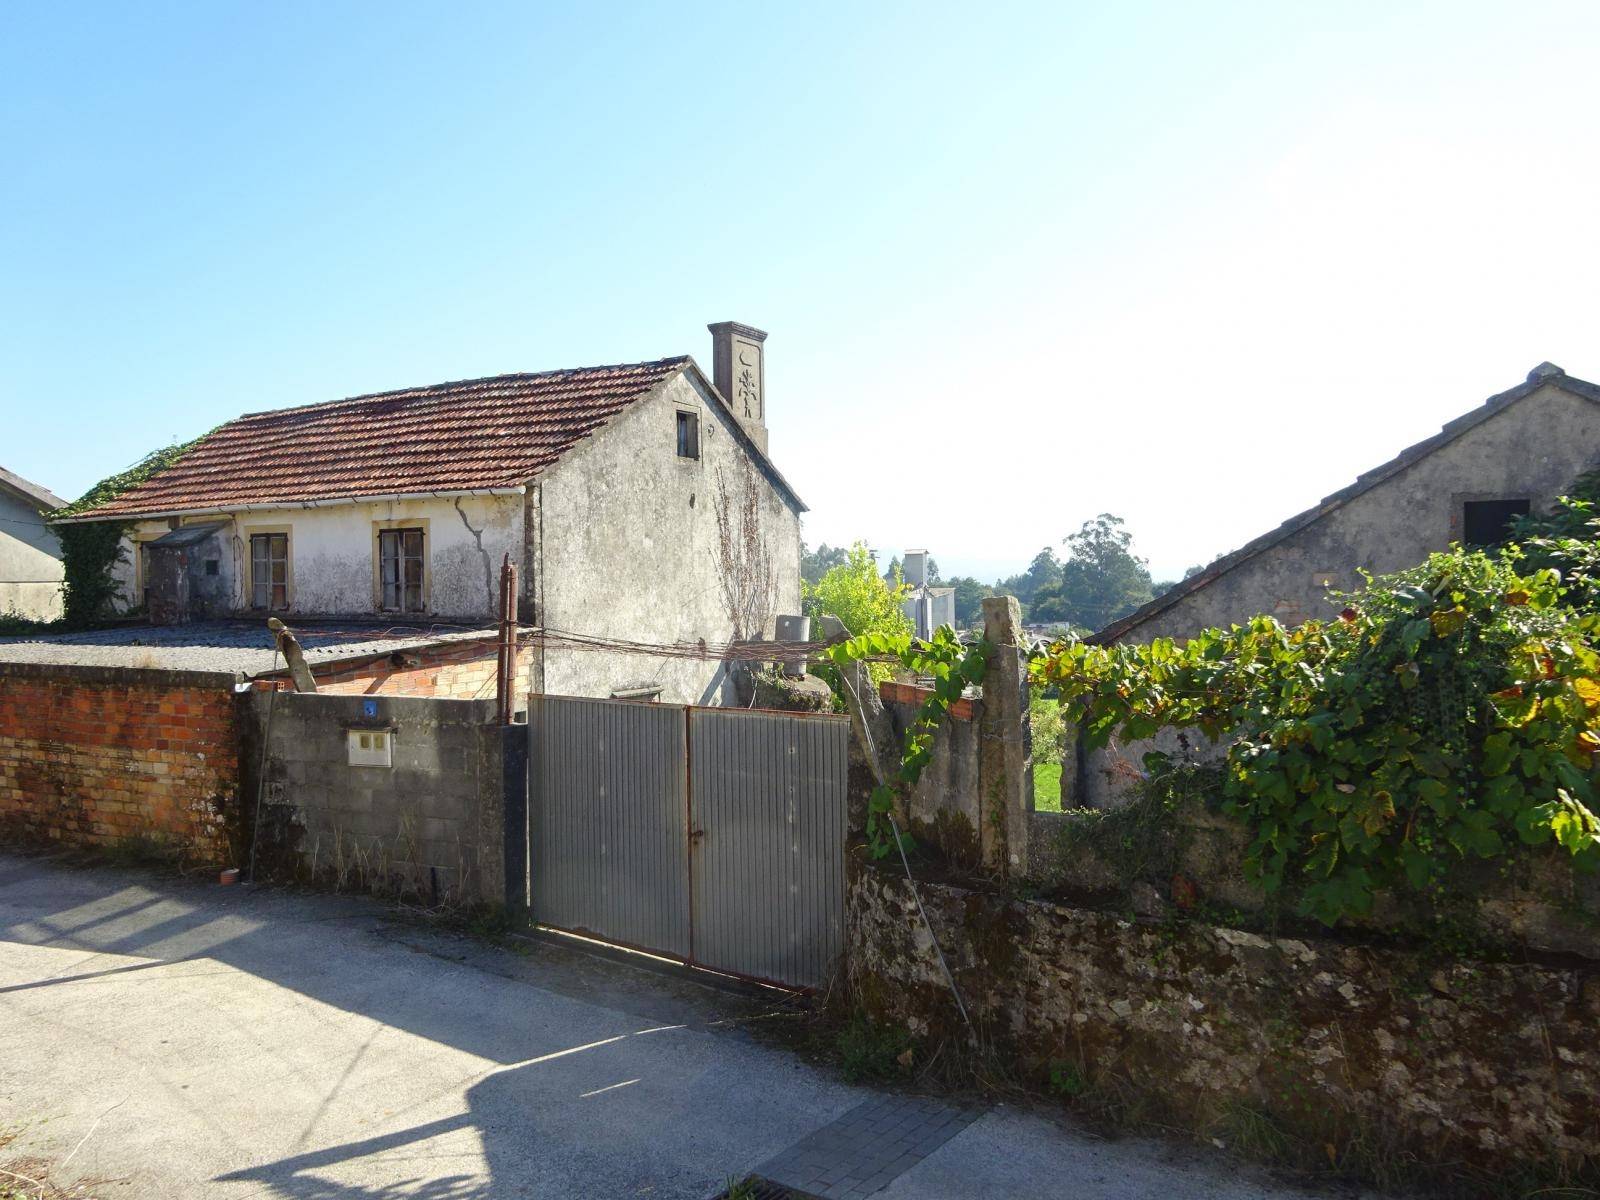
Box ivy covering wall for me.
[50,435,211,627]
[1033,485,1600,925]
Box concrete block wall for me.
[0,664,238,862]
[244,690,506,905]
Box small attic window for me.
[1463,498,1530,547]
[676,410,699,459]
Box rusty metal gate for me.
[522,694,848,990]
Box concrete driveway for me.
[0,852,1337,1199]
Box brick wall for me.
[0,666,239,863]
[879,679,976,721]
[286,641,533,704]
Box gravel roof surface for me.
[0,620,497,678]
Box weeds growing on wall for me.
[1032,490,1600,925]
[821,625,990,859]
[49,434,212,626]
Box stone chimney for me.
[903,549,929,588]
[708,321,768,454]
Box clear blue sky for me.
[5,2,1600,583]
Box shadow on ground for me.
[0,851,844,1200]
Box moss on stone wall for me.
[848,864,1600,1194]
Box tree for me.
[945,576,989,627]
[1152,562,1209,597]
[804,541,912,641]
[1028,580,1072,624]
[1056,514,1154,631]
[996,547,1062,608]
[804,541,912,685]
[801,541,850,586]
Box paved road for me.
[0,852,1336,1199]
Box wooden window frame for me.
[244,525,293,612]
[675,409,700,460]
[372,517,430,614]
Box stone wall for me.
[1109,374,1600,644]
[1027,792,1600,962]
[880,681,984,870]
[241,690,507,905]
[848,866,1600,1179]
[0,664,238,862]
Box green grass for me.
[1034,761,1063,812]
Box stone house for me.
[1096,362,1600,645]
[57,322,804,705]
[0,466,65,622]
[1075,362,1600,808]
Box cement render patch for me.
[0,853,1369,1199]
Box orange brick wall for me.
[879,679,976,721]
[0,673,239,863]
[282,641,534,704]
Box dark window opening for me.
[250,534,289,610]
[204,559,220,577]
[379,527,426,613]
[1463,498,1530,547]
[676,410,699,459]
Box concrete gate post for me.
[979,596,1032,875]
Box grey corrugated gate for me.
[524,694,848,990]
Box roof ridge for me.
[1093,365,1599,644]
[236,356,692,420]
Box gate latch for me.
[689,827,706,843]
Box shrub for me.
[1034,516,1600,925]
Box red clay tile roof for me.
[73,358,706,520]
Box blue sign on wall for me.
[362,699,379,719]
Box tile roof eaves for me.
[57,484,528,524]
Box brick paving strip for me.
[748,1094,985,1199]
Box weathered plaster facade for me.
[82,348,802,707]
[0,470,64,621]
[109,494,522,622]
[537,371,802,704]
[1104,369,1600,645]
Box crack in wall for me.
[453,498,494,617]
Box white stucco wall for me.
[0,489,64,621]
[105,494,522,622]
[536,371,803,705]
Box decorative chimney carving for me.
[708,321,768,454]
